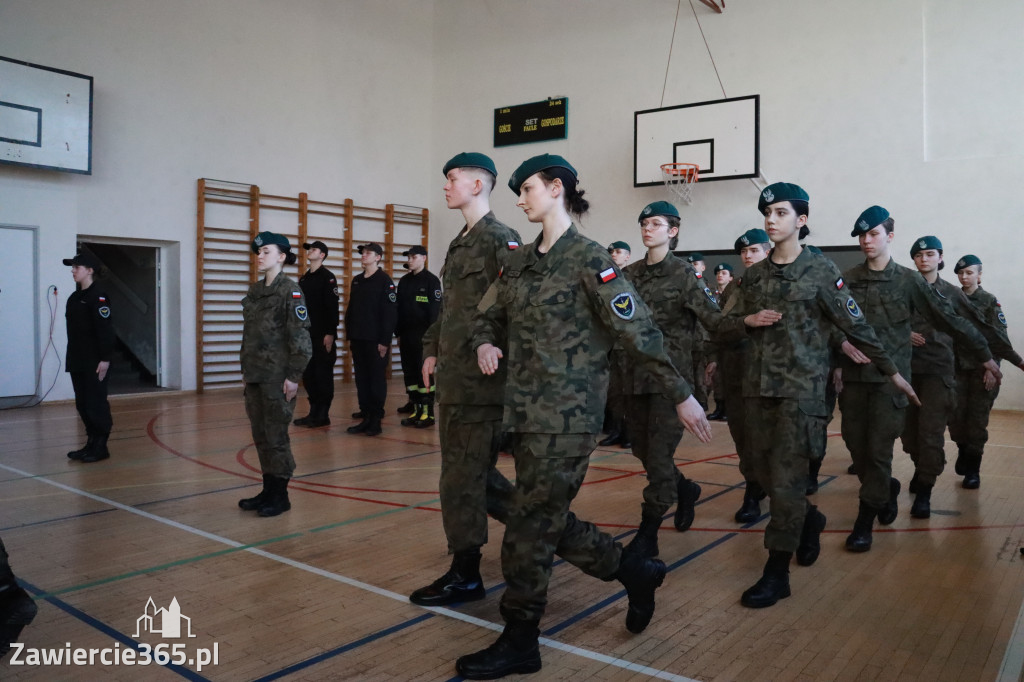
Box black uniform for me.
[298,265,340,415]
[396,268,441,410]
[65,284,115,444]
[344,268,398,421]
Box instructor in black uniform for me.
[63,252,115,463]
[345,242,397,436]
[396,245,441,428]
[294,240,340,428]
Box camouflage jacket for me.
[839,259,990,383]
[911,275,1003,376]
[241,272,313,384]
[422,212,521,406]
[955,287,1022,371]
[728,246,899,403]
[623,253,744,393]
[472,224,692,434]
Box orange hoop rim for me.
[660,163,700,181]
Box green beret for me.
[442,152,497,179]
[954,254,982,273]
[638,201,679,223]
[851,205,890,237]
[251,231,292,254]
[686,252,705,263]
[910,235,943,257]
[757,182,809,214]
[734,228,771,252]
[508,154,577,195]
[608,241,631,253]
[714,262,734,274]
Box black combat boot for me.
[79,434,110,463]
[741,550,792,608]
[414,402,435,428]
[674,478,702,532]
[962,455,981,489]
[734,488,761,523]
[954,448,968,476]
[908,471,922,495]
[409,549,486,606]
[877,478,901,525]
[795,505,827,566]
[400,403,423,427]
[847,461,858,475]
[707,404,726,421]
[624,516,661,558]
[68,435,96,460]
[363,413,383,437]
[618,424,631,449]
[911,484,932,518]
[257,476,291,517]
[845,501,876,552]
[396,399,416,415]
[806,458,822,495]
[293,405,315,426]
[455,619,542,679]
[597,428,621,447]
[0,583,38,661]
[238,474,273,511]
[614,552,667,633]
[306,404,330,427]
[347,418,370,434]
[351,410,365,419]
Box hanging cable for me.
[1,285,62,410]
[660,0,683,107]
[688,0,728,99]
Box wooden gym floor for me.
[1,380,1023,681]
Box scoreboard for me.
[493,98,568,147]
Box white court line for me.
[0,462,696,682]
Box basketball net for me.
[660,163,699,205]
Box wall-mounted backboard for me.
[634,95,758,186]
[0,56,93,174]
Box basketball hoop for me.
[660,163,699,205]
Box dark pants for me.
[70,370,112,436]
[350,340,387,418]
[839,381,907,509]
[901,374,956,486]
[399,331,433,405]
[302,339,337,409]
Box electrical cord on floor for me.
[1,285,61,410]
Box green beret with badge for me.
[508,154,577,195]
[851,205,890,237]
[954,254,982,273]
[607,240,631,253]
[251,231,292,254]
[714,262,733,274]
[734,228,771,253]
[757,182,809,214]
[910,235,943,257]
[442,152,497,179]
[638,201,679,223]
[686,252,705,264]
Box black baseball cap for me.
[358,243,383,256]
[63,252,100,269]
[403,245,427,257]
[302,240,329,255]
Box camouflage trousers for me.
[745,397,826,552]
[626,393,685,520]
[949,369,999,460]
[691,353,708,408]
[838,381,907,509]
[499,433,622,624]
[244,383,297,478]
[438,404,512,554]
[721,356,759,491]
[901,374,956,486]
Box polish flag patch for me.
[98,296,107,302]
[598,267,617,284]
[835,277,845,290]
[508,241,520,250]
[292,291,302,299]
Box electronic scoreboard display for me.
[493,98,568,147]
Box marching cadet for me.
[950,255,1024,489]
[0,537,37,660]
[344,242,397,436]
[395,244,441,427]
[728,184,918,608]
[237,232,312,517]
[63,252,115,463]
[410,153,521,606]
[459,154,709,679]
[686,252,711,411]
[599,240,632,448]
[707,262,735,421]
[620,201,746,559]
[836,210,996,547]
[293,240,339,428]
[903,238,1015,509]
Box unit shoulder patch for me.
[295,305,308,321]
[845,297,862,318]
[611,292,636,320]
[98,306,111,319]
[997,311,1007,326]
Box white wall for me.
[0,0,435,398]
[429,0,1024,409]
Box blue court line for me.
[18,579,211,681]
[248,613,435,682]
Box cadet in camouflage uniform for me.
[620,201,746,559]
[0,537,37,660]
[707,263,733,421]
[903,238,1014,508]
[599,241,632,448]
[410,153,523,607]
[837,209,996,549]
[686,253,711,411]
[457,154,711,681]
[728,184,918,609]
[950,255,1024,489]
[237,232,313,517]
[714,229,772,522]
